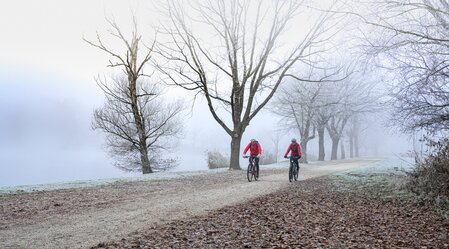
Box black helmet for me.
[291,138,297,143]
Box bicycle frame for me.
[248,155,257,164]
[243,155,258,182]
[286,156,300,182]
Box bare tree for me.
[326,113,350,160]
[155,0,344,169]
[86,19,183,173]
[271,84,316,163]
[356,0,449,133]
[273,58,348,163]
[315,112,330,161]
[324,69,379,160]
[272,78,330,163]
[347,114,360,158]
[312,73,345,161]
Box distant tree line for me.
[271,59,380,163]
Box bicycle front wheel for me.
[289,164,293,182]
[293,163,299,181]
[247,164,253,182]
[254,165,258,181]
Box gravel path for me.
[0,158,380,249]
[95,176,449,248]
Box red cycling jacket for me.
[284,143,301,157]
[243,141,262,156]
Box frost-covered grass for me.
[341,156,415,175]
[2,160,292,195]
[0,168,228,195]
[1,157,414,196]
[334,157,415,180]
[331,157,416,201]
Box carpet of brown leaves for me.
[93,176,449,248]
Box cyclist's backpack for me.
[251,141,259,151]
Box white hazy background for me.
[0,0,412,187]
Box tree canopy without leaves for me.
[86,19,184,173]
[271,65,341,163]
[357,0,449,133]
[92,76,183,172]
[155,0,346,169]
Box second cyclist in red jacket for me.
[284,138,302,168]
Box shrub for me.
[207,150,229,169]
[405,138,449,205]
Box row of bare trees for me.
[269,0,449,163]
[271,61,379,163]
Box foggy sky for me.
[0,0,413,187]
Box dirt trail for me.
[0,158,381,249]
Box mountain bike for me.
[286,156,300,182]
[243,155,258,182]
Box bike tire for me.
[293,163,299,181]
[254,165,258,181]
[247,164,253,182]
[289,164,293,182]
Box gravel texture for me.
[0,158,379,248]
[94,176,449,248]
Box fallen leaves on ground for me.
[94,177,449,248]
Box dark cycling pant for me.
[290,157,300,169]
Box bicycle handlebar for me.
[285,156,300,159]
[243,155,259,158]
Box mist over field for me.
[0,72,410,187]
[0,0,416,187]
[2,2,449,248]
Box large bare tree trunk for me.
[140,147,152,174]
[340,141,345,159]
[331,138,339,160]
[129,50,153,174]
[230,135,242,170]
[327,115,349,161]
[349,135,354,158]
[300,141,308,163]
[299,114,315,164]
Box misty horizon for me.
[0,0,417,187]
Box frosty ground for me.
[0,158,425,248]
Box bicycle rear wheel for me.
[254,164,258,181]
[247,164,253,182]
[289,164,293,182]
[293,162,299,181]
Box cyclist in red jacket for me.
[243,139,262,177]
[284,138,302,168]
